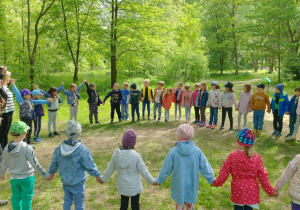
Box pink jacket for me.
[192,90,199,106]
[180,90,193,108]
[237,90,253,114]
[214,150,275,205]
[297,97,300,116]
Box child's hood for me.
[7,141,27,157]
[60,140,82,157]
[175,140,195,156]
[234,150,258,169]
[113,148,137,169]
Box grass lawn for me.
[0,69,298,209]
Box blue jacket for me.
[120,89,130,105]
[48,140,101,186]
[288,95,299,117]
[195,89,209,107]
[59,83,84,105]
[271,91,289,116]
[39,89,63,107]
[156,140,215,205]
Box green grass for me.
[0,69,298,209]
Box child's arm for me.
[57,82,64,93]
[137,154,155,184]
[85,82,91,93]
[11,83,23,104]
[213,153,232,186]
[284,94,290,114]
[266,94,271,113]
[218,91,222,109]
[156,151,173,185]
[257,155,275,196]
[206,92,210,107]
[232,92,238,109]
[80,146,101,177]
[129,91,132,104]
[249,95,254,112]
[76,80,86,91]
[199,150,215,184]
[275,155,300,191]
[0,151,8,179]
[48,147,60,177]
[103,91,112,103]
[26,146,50,179]
[100,157,115,183]
[33,98,53,105]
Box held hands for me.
[249,108,253,112]
[10,79,15,86]
[83,79,87,83]
[0,176,6,181]
[102,102,105,105]
[210,182,216,187]
[61,81,64,85]
[267,110,271,114]
[34,85,39,90]
[153,181,160,186]
[47,98,54,103]
[47,174,55,181]
[285,111,290,115]
[270,189,279,199]
[141,98,144,102]
[96,177,103,184]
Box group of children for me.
[2,121,300,210]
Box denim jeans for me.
[165,109,170,120]
[142,101,150,118]
[131,103,140,120]
[121,104,129,120]
[253,109,265,130]
[185,104,191,121]
[153,102,162,118]
[174,103,181,119]
[63,183,85,210]
[293,116,300,135]
[209,106,218,125]
[289,114,297,135]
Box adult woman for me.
[0,68,15,150]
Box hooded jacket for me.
[214,150,275,205]
[85,82,103,106]
[59,83,84,105]
[48,140,101,186]
[162,92,174,110]
[101,148,155,196]
[156,140,215,205]
[271,84,289,116]
[0,141,50,179]
[180,90,193,108]
[195,89,209,107]
[237,90,253,114]
[288,95,299,117]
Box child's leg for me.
[257,110,265,130]
[74,106,78,121]
[120,195,129,210]
[21,118,32,144]
[94,106,99,122]
[89,105,94,122]
[147,101,150,118]
[158,104,162,119]
[48,111,53,133]
[111,104,115,121]
[136,104,140,120]
[10,179,22,209]
[116,104,121,119]
[53,112,57,132]
[243,114,247,128]
[237,112,242,128]
[153,102,158,118]
[34,116,42,138]
[131,104,136,119]
[130,193,140,210]
[33,118,38,138]
[185,203,195,210]
[73,183,85,210]
[175,103,178,119]
[293,116,300,136]
[125,104,129,120]
[19,176,35,210]
[209,107,213,125]
[213,108,218,125]
[290,114,297,134]
[200,107,206,122]
[69,106,74,120]
[185,104,188,121]
[228,107,233,128]
[253,110,258,130]
[221,107,226,126]
[121,104,125,120]
[273,113,278,131]
[176,203,185,210]
[278,116,283,133]
[63,184,75,210]
[142,101,146,118]
[195,107,200,121]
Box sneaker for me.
[119,118,122,122]
[233,126,240,131]
[48,132,54,137]
[53,131,61,135]
[193,121,198,124]
[38,137,44,142]
[148,117,151,120]
[285,133,292,138]
[95,121,101,124]
[90,121,93,125]
[132,118,135,122]
[165,119,168,122]
[158,118,160,122]
[121,119,124,122]
[127,118,130,121]
[110,120,114,124]
[0,200,8,206]
[211,124,216,129]
[286,135,296,141]
[143,116,145,120]
[33,138,40,144]
[275,131,282,136]
[229,127,234,131]
[272,130,277,135]
[154,116,156,120]
[257,130,262,137]
[219,126,225,130]
[138,119,140,122]
[206,124,212,128]
[199,122,206,127]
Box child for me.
[212,128,278,209]
[162,88,174,123]
[85,81,103,124]
[11,80,52,146]
[129,83,141,122]
[192,83,201,124]
[154,124,215,209]
[196,82,209,127]
[270,84,289,136]
[0,121,50,210]
[286,87,300,141]
[141,79,153,120]
[249,83,271,136]
[39,86,63,137]
[181,84,193,123]
[103,83,122,123]
[275,155,300,209]
[152,81,165,122]
[236,84,252,130]
[48,120,101,210]
[206,81,222,129]
[100,129,155,210]
[173,82,183,121]
[120,82,130,121]
[220,82,238,131]
[59,80,86,121]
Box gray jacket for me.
[0,142,50,179]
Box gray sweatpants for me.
[174,103,181,120]
[238,112,248,128]
[89,104,98,122]
[70,106,78,121]
[48,110,57,133]
[293,116,300,136]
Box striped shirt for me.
[1,86,15,114]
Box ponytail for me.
[245,146,254,158]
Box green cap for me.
[10,121,30,136]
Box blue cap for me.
[32,90,41,96]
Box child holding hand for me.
[236,84,252,130]
[162,88,174,123]
[181,84,193,123]
[206,81,222,129]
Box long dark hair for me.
[47,87,58,98]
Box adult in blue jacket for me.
[271,84,289,136]
[155,124,215,209]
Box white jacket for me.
[101,148,155,196]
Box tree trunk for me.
[220,53,224,74]
[252,60,258,72]
[73,64,78,82]
[268,58,274,73]
[110,0,118,88]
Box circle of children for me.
[1,66,300,210]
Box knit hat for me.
[122,129,137,147]
[256,83,265,89]
[224,82,233,88]
[32,90,41,96]
[275,83,284,93]
[211,81,218,86]
[20,89,32,97]
[130,83,137,89]
[236,128,256,147]
[176,124,194,141]
[65,120,82,140]
[10,121,30,136]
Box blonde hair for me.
[123,82,128,87]
[2,71,11,86]
[184,84,191,90]
[194,83,201,88]
[114,83,120,87]
[144,79,150,84]
[69,83,77,89]
[245,146,254,158]
[200,82,207,90]
[177,82,183,87]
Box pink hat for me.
[176,124,194,141]
[122,129,137,147]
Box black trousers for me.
[131,103,140,120]
[120,194,140,210]
[234,205,253,210]
[20,118,32,145]
[0,111,14,150]
[111,104,121,121]
[194,107,200,121]
[273,112,283,132]
[221,107,233,128]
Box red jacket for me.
[172,88,183,104]
[214,150,275,205]
[192,90,199,106]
